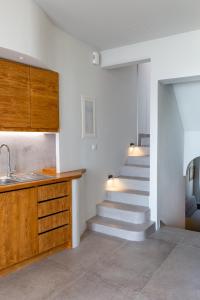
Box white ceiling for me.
[35,0,200,50]
[173,82,200,131]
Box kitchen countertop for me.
[0,169,86,193]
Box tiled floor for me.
[186,209,200,232]
[1,227,200,299]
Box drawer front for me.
[38,211,70,234]
[39,225,71,253]
[38,197,71,218]
[38,182,71,202]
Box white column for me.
[72,179,80,248]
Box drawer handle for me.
[38,224,69,235]
[38,195,69,204]
[38,209,69,220]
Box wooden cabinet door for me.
[0,60,30,129]
[0,188,38,270]
[30,67,59,131]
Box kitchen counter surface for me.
[0,169,86,193]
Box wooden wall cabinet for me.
[30,67,59,131]
[0,59,59,132]
[0,60,30,129]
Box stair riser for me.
[120,166,150,177]
[106,191,149,207]
[97,206,150,224]
[118,178,149,192]
[128,147,150,157]
[88,222,155,241]
[127,156,150,166]
[141,137,150,147]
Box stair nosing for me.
[97,200,150,213]
[124,164,150,168]
[88,216,154,232]
[118,175,150,181]
[128,154,150,158]
[106,188,149,196]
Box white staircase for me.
[88,135,155,241]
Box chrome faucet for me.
[0,144,12,178]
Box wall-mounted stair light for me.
[129,143,135,151]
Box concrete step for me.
[117,176,149,192]
[88,216,155,241]
[97,200,150,224]
[127,155,150,166]
[141,137,150,147]
[139,134,150,147]
[105,189,149,207]
[128,146,150,157]
[120,164,150,178]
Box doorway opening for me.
[186,157,200,232]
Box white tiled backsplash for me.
[0,133,56,176]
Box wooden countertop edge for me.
[0,169,86,193]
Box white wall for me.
[0,0,53,65]
[47,25,138,227]
[0,0,137,235]
[137,62,151,134]
[173,82,200,131]
[158,83,185,227]
[184,131,200,175]
[101,29,200,224]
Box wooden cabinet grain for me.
[0,60,30,129]
[0,180,72,273]
[0,59,59,132]
[39,225,71,253]
[0,188,38,270]
[30,67,59,131]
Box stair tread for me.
[124,164,150,168]
[106,188,149,196]
[118,175,149,181]
[98,200,149,213]
[88,216,154,232]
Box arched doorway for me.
[186,156,200,231]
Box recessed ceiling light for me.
[19,56,24,60]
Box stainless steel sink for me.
[0,178,19,185]
[14,173,55,183]
[0,173,55,185]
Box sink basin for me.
[0,178,19,185]
[14,173,55,183]
[0,173,55,185]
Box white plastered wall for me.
[157,83,185,227]
[101,29,200,225]
[0,0,138,241]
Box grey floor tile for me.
[150,226,186,244]
[0,259,84,300]
[87,238,175,297]
[180,229,200,248]
[48,231,125,272]
[136,244,200,300]
[47,272,134,300]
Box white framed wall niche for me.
[81,95,96,138]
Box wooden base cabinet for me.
[0,188,38,270]
[0,180,72,273]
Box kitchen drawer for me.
[38,211,70,234]
[38,196,71,218]
[39,225,71,253]
[38,182,71,202]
